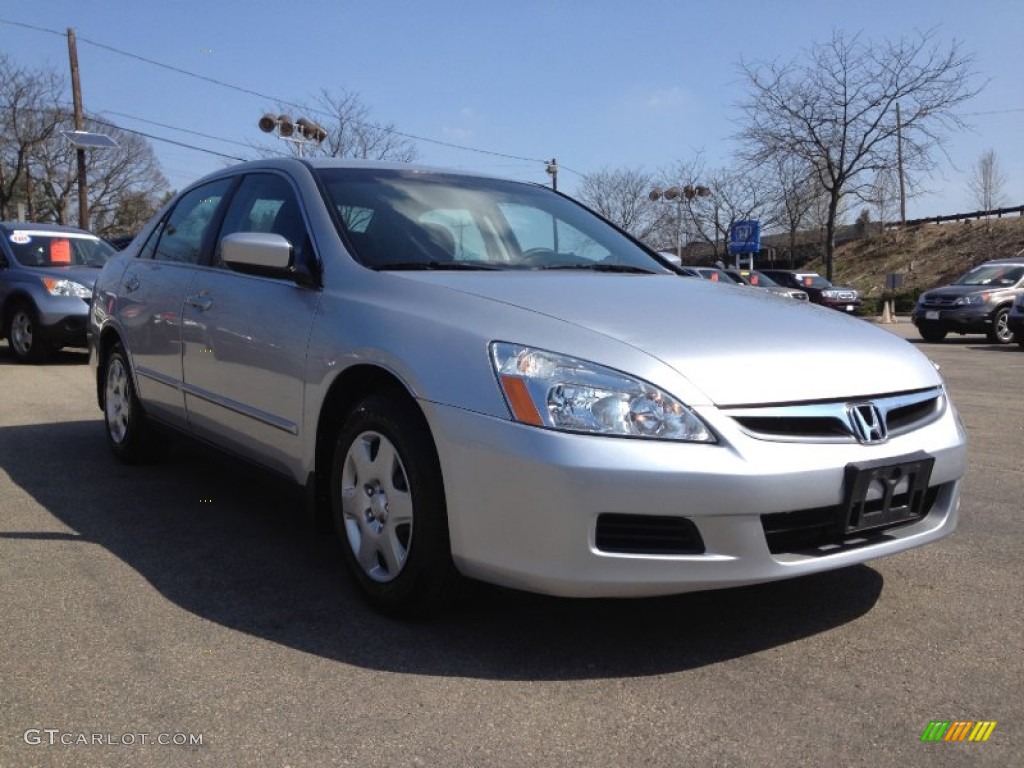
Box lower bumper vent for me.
[761,484,944,555]
[595,514,705,555]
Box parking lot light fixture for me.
[649,184,710,262]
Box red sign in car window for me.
[50,239,72,264]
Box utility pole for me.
[67,28,88,230]
[896,102,906,228]
[546,158,558,191]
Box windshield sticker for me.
[9,232,31,244]
[50,239,72,264]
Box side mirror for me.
[222,232,293,270]
[220,232,319,288]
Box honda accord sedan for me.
[88,159,967,617]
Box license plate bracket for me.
[842,454,935,534]
[925,310,940,320]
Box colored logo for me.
[920,721,996,742]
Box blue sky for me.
[2,0,1021,220]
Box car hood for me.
[397,272,940,406]
[924,285,1006,299]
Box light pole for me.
[648,184,710,262]
[258,113,327,157]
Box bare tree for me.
[736,30,980,280]
[685,167,773,261]
[576,167,666,244]
[0,55,66,220]
[30,116,169,236]
[967,148,1007,211]
[865,168,899,232]
[769,154,819,263]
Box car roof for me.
[0,221,98,236]
[975,258,1024,267]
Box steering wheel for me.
[519,247,560,266]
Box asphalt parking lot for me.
[1,321,1021,768]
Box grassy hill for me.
[800,216,1024,314]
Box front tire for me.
[7,302,48,363]
[330,393,460,617]
[918,326,947,342]
[103,342,166,463]
[987,307,1013,344]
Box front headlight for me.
[41,277,91,298]
[954,293,989,306]
[490,342,715,442]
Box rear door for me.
[117,179,234,428]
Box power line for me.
[0,101,249,162]
[0,17,554,166]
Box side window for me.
[216,173,311,269]
[152,179,233,265]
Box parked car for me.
[761,269,862,313]
[911,258,1024,344]
[1008,291,1024,348]
[1,222,116,362]
[693,266,737,283]
[725,269,810,301]
[88,159,967,617]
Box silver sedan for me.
[88,159,967,617]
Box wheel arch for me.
[1,290,38,335]
[311,364,437,520]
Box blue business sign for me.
[728,220,761,254]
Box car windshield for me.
[795,273,832,289]
[696,268,733,282]
[955,264,1024,286]
[315,169,668,273]
[747,270,781,287]
[6,230,116,268]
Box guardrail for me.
[892,204,1024,228]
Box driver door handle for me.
[185,294,213,312]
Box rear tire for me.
[7,302,48,363]
[103,342,167,463]
[918,327,947,343]
[330,393,461,618]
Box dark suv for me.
[760,270,861,313]
[912,258,1024,344]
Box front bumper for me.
[818,297,861,314]
[425,397,967,598]
[37,296,92,348]
[912,305,993,335]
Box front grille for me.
[921,295,958,308]
[725,387,944,443]
[595,514,705,555]
[761,484,943,555]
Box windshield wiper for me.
[535,263,658,275]
[376,261,503,271]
